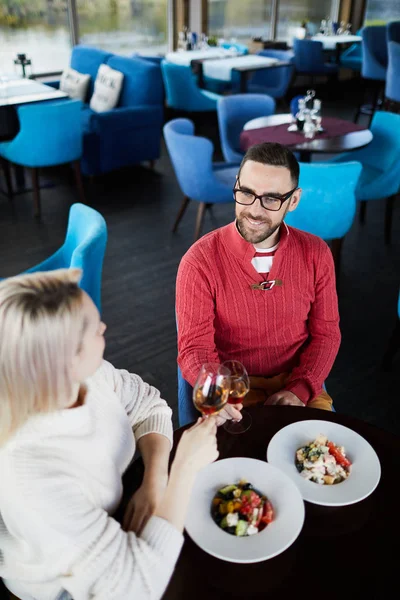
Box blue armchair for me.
[293,39,338,82]
[161,60,222,112]
[25,203,107,312]
[329,111,400,245]
[285,162,362,278]
[0,99,84,218]
[217,94,276,164]
[340,42,363,71]
[361,26,388,81]
[247,50,295,99]
[386,42,400,104]
[163,118,237,240]
[52,46,164,176]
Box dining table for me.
[120,405,398,599]
[311,34,362,64]
[241,113,373,162]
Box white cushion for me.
[89,64,124,113]
[60,67,90,101]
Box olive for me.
[226,491,236,500]
[226,526,236,535]
[242,483,253,491]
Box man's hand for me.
[264,390,305,407]
[123,472,168,534]
[215,403,243,426]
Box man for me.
[176,142,341,410]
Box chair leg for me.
[0,158,13,199]
[359,200,367,224]
[382,320,400,371]
[194,202,207,242]
[172,195,190,233]
[72,160,86,205]
[331,237,343,282]
[31,167,41,218]
[384,194,396,245]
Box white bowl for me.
[267,420,381,507]
[185,457,305,563]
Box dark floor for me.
[0,77,399,435]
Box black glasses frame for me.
[233,179,298,212]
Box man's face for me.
[235,160,301,245]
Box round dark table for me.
[122,406,399,599]
[243,113,373,162]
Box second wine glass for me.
[222,360,252,434]
[193,363,231,417]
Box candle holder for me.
[14,53,32,78]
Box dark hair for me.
[238,143,299,186]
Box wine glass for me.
[193,363,231,417]
[222,360,252,434]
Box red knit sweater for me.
[176,222,341,404]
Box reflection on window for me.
[364,0,400,24]
[276,0,334,44]
[77,0,168,56]
[0,1,71,73]
[208,0,272,43]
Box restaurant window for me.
[0,0,71,74]
[276,0,334,45]
[76,0,168,56]
[364,0,400,24]
[208,0,273,44]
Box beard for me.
[237,213,282,245]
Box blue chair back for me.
[293,39,326,73]
[2,100,82,168]
[70,45,112,100]
[285,162,362,240]
[161,60,219,112]
[387,21,400,43]
[217,94,276,164]
[26,203,107,312]
[361,26,388,80]
[107,55,164,107]
[220,42,249,55]
[386,42,400,102]
[248,50,294,98]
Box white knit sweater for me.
[0,360,183,600]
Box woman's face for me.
[71,292,106,384]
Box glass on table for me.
[221,360,252,434]
[193,363,231,417]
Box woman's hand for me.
[215,403,243,426]
[173,416,219,475]
[123,472,168,534]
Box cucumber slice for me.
[236,519,248,537]
[220,516,229,529]
[219,484,237,495]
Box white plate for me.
[185,457,305,563]
[267,420,381,507]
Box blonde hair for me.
[0,269,86,445]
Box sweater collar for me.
[221,220,290,261]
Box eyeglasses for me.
[233,179,298,212]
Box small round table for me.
[243,113,373,162]
[121,406,398,599]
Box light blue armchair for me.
[161,61,222,112]
[285,162,362,278]
[329,111,400,245]
[25,203,107,312]
[163,118,237,240]
[0,99,84,218]
[217,94,276,164]
[386,42,400,104]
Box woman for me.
[0,269,219,600]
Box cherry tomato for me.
[328,441,351,467]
